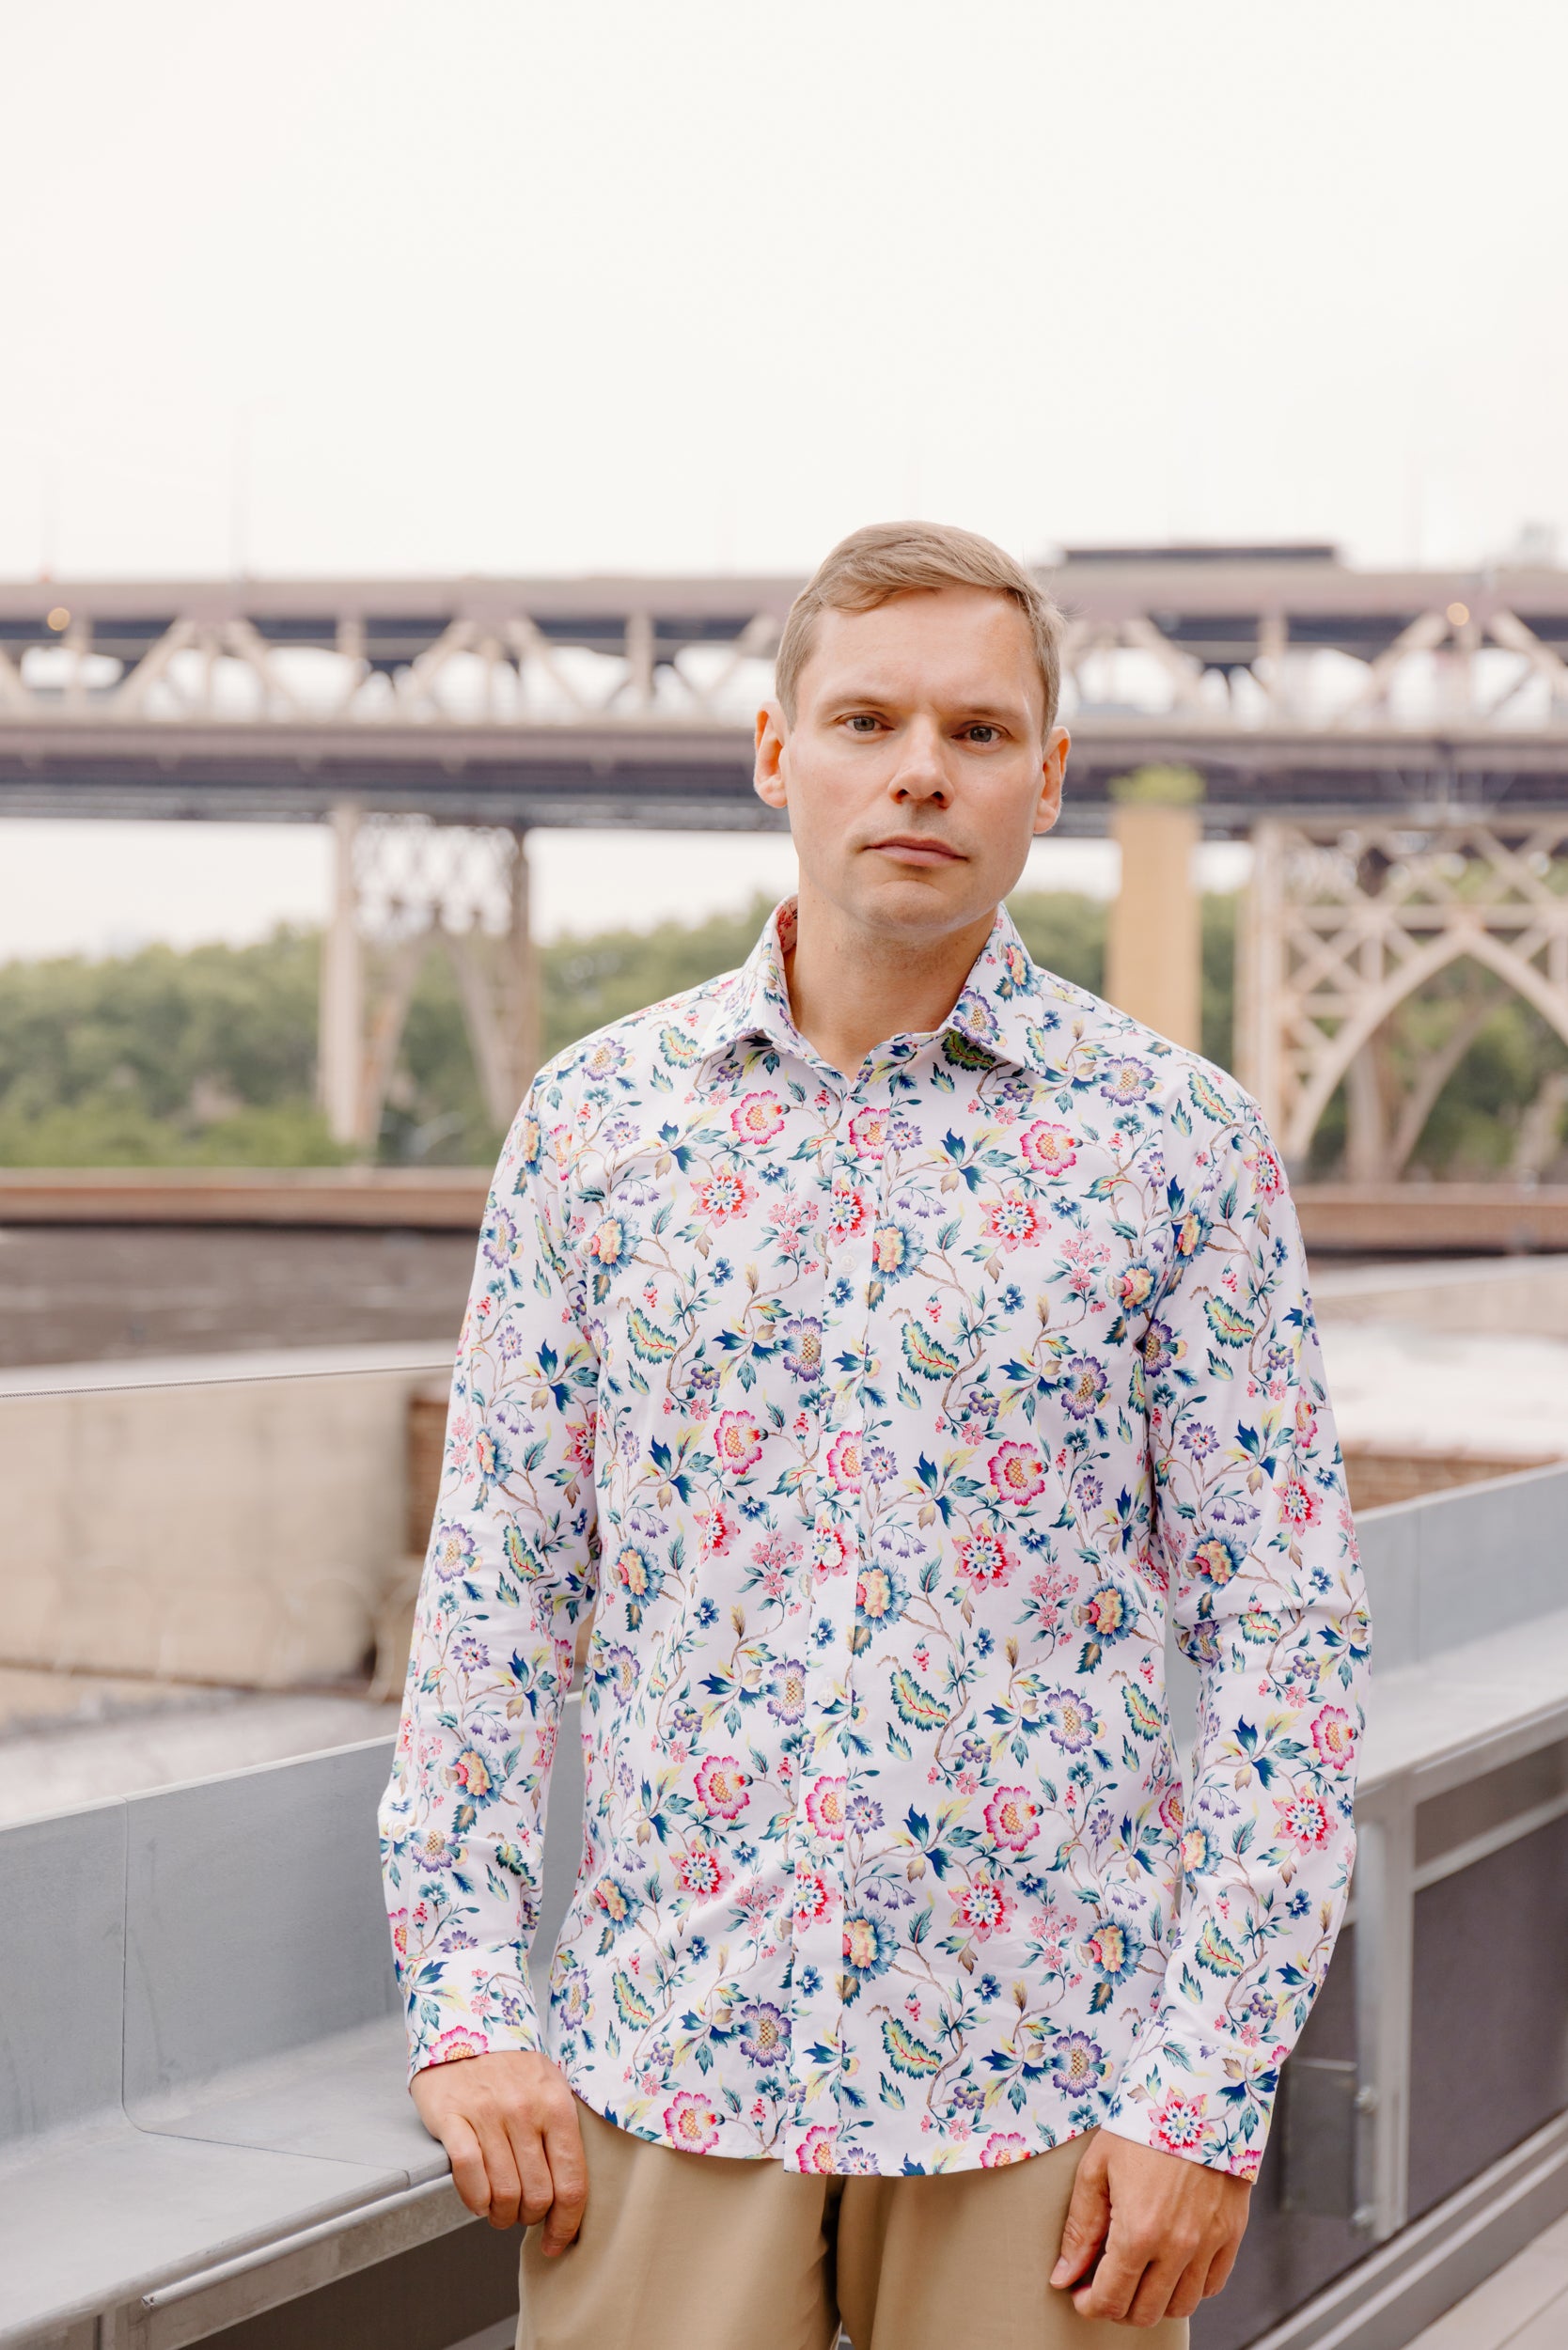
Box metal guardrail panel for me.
[1356,1459,1568,1672]
[123,1740,400,2101]
[0,1801,126,2145]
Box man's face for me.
[754,584,1069,945]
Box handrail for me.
[140,2171,459,2310]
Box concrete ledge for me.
[0,1168,489,1230]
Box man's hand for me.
[410,2049,587,2253]
[1050,2131,1250,2328]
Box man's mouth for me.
[866,836,965,865]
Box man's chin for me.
[838,867,996,939]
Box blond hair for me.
[775,521,1063,730]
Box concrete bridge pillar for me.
[318,804,366,1147]
[316,808,540,1154]
[1105,768,1204,1050]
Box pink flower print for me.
[983,1786,1043,1851]
[793,1868,831,1923]
[677,1844,729,1901]
[1279,1474,1321,1529]
[1310,1705,1356,1771]
[695,1755,751,1820]
[825,1429,862,1493]
[731,1091,786,1144]
[699,1501,741,1559]
[987,1440,1046,1505]
[956,1523,1018,1591]
[1274,1791,1333,1849]
[694,1166,755,1224]
[1152,2090,1208,2154]
[565,1416,596,1475]
[980,1191,1043,1252]
[430,2023,492,2064]
[804,1777,847,1841]
[1018,1121,1076,1176]
[794,2125,838,2174]
[809,1520,853,1580]
[954,1875,1011,1940]
[980,2132,1031,2167]
[713,1409,764,1473]
[828,1174,867,1246]
[663,2091,722,2153]
[1249,1142,1284,1199]
[848,1105,890,1157]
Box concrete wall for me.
[0,1344,451,1689]
[1313,1252,1568,1339]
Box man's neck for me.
[780,888,999,1077]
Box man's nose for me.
[886,717,949,804]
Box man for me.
[379,523,1370,2346]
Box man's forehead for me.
[804,591,1043,711]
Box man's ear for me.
[754,702,788,811]
[1032,724,1070,836]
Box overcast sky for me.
[3,0,1564,954]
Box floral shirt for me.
[379,899,1369,2181]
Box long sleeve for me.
[1101,1091,1372,2179]
[377,1083,599,2079]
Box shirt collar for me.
[698,897,1065,1077]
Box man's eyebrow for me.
[819,681,1033,721]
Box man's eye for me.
[964,724,1000,744]
[847,714,882,733]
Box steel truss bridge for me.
[5,545,1568,1160]
[2,546,1567,830]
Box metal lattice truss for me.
[0,593,787,729]
[1236,817,1568,1170]
[319,811,538,1150]
[3,556,1567,828]
[1058,597,1568,728]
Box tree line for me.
[0,890,1560,1178]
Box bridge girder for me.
[0,552,1564,831]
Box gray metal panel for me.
[0,1800,125,2144]
[1357,1458,1568,1670]
[123,1738,399,2102]
[1356,1508,1420,1671]
[1408,1463,1568,1655]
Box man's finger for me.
[441,2114,493,2220]
[1165,2255,1213,2322]
[1126,2254,1193,2328]
[1050,2143,1111,2289]
[1203,2238,1241,2300]
[540,2108,588,2254]
[473,2116,524,2230]
[502,2112,554,2231]
[1072,2240,1148,2325]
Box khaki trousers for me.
[517,2099,1188,2350]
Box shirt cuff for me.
[403,1947,546,2081]
[1101,2043,1274,2181]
